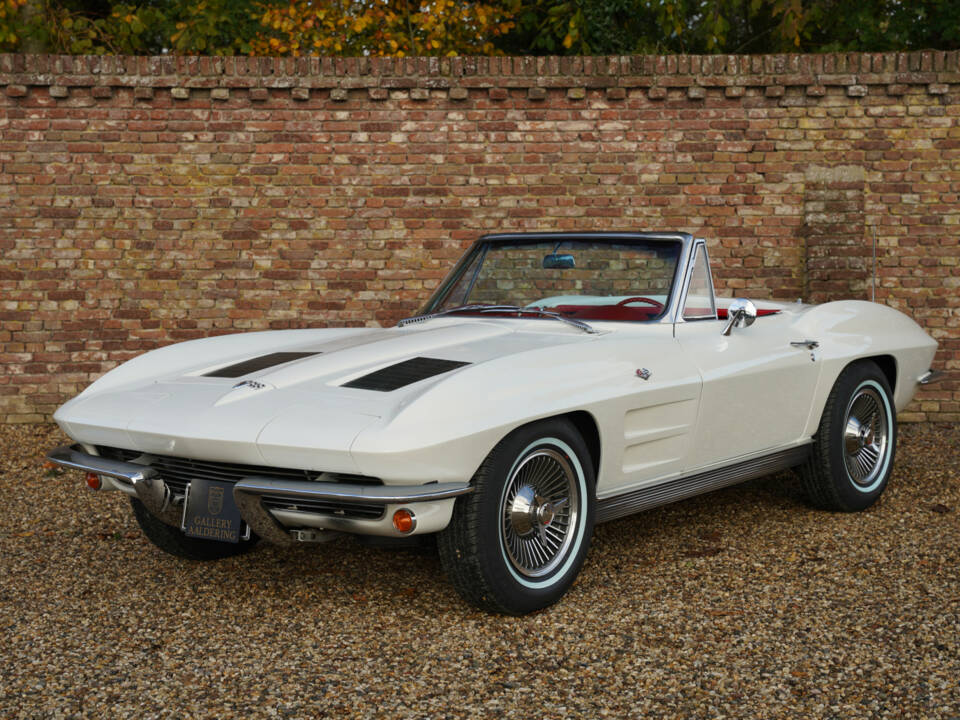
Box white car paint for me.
[51,234,939,539]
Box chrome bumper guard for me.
[47,444,473,543]
[918,369,945,385]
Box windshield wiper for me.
[397,304,492,327]
[398,304,597,334]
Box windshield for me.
[423,238,682,323]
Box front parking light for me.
[392,508,416,534]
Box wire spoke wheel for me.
[500,448,580,578]
[801,362,897,513]
[438,419,595,614]
[842,385,890,488]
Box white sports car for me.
[48,232,940,614]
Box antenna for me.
[871,224,877,303]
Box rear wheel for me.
[131,497,259,561]
[438,418,595,615]
[801,360,897,512]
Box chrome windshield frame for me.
[415,232,696,325]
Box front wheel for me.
[801,360,897,512]
[438,418,595,615]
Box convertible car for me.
[48,232,940,614]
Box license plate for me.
[182,479,243,543]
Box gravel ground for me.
[1,423,958,719]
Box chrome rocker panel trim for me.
[47,445,472,543]
[596,444,811,524]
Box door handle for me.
[790,340,819,350]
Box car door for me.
[674,245,821,471]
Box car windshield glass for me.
[424,239,682,323]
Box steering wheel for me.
[616,296,664,311]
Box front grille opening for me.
[96,446,383,520]
[260,495,383,520]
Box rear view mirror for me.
[543,253,575,269]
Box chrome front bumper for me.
[47,444,182,526]
[46,445,472,543]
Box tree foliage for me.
[503,0,960,56]
[7,0,261,54]
[0,0,29,51]
[252,0,518,57]
[2,0,958,56]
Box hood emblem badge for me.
[233,380,266,390]
[635,368,652,381]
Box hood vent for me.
[204,351,321,379]
[343,357,470,392]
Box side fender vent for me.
[343,357,470,392]
[204,351,321,378]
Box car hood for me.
[55,319,596,469]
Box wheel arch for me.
[806,354,898,438]
[562,410,601,481]
[863,353,897,395]
[496,410,602,483]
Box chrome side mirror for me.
[721,298,757,336]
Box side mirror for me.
[543,253,575,269]
[721,298,757,336]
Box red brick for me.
[0,50,956,422]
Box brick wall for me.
[0,51,957,423]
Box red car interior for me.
[457,305,781,323]
[547,305,782,322]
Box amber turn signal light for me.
[392,508,416,534]
[85,472,101,490]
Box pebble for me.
[1,423,958,718]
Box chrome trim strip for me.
[232,477,473,505]
[596,445,811,524]
[918,369,944,385]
